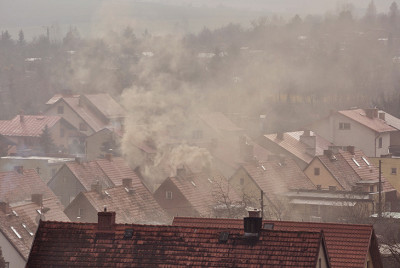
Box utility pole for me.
[378,160,382,218]
[260,190,264,218]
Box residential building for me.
[0,156,73,183]
[45,93,125,136]
[85,128,121,161]
[153,167,243,218]
[309,108,400,157]
[64,180,170,224]
[304,147,397,213]
[258,130,333,169]
[0,114,82,155]
[47,156,140,207]
[370,156,400,196]
[27,210,330,267]
[229,157,315,219]
[173,217,383,268]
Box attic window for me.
[362,157,370,166]
[11,226,22,239]
[22,223,34,236]
[165,191,172,200]
[191,181,196,187]
[352,158,361,167]
[219,232,229,243]
[124,229,134,239]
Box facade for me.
[309,108,400,157]
[85,128,120,161]
[229,157,315,219]
[370,156,400,196]
[27,211,330,267]
[173,217,383,268]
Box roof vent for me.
[219,232,229,243]
[123,228,134,239]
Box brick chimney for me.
[176,166,186,177]
[379,112,385,121]
[31,194,43,206]
[19,110,25,123]
[365,108,378,119]
[300,130,317,156]
[347,145,355,155]
[0,201,11,214]
[105,153,113,161]
[97,210,116,231]
[14,166,24,174]
[324,149,333,158]
[91,181,102,194]
[122,178,132,188]
[244,208,262,238]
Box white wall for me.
[0,232,26,268]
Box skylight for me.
[207,178,213,183]
[362,156,370,166]
[261,165,266,171]
[191,181,196,187]
[22,223,34,236]
[11,226,22,239]
[352,158,361,167]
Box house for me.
[27,210,330,267]
[370,155,400,197]
[303,147,397,212]
[0,156,74,183]
[258,130,333,169]
[309,108,400,157]
[0,114,82,155]
[45,93,125,136]
[0,195,69,268]
[85,128,121,161]
[64,180,170,224]
[153,167,243,218]
[0,134,15,156]
[229,157,315,220]
[172,217,382,268]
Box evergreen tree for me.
[18,30,26,46]
[364,1,377,25]
[389,1,399,28]
[39,125,55,154]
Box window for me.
[78,208,84,216]
[166,191,172,200]
[314,168,320,176]
[378,137,383,148]
[240,178,244,185]
[392,168,397,175]
[370,185,375,192]
[60,128,64,138]
[362,156,370,166]
[352,158,360,167]
[57,106,64,114]
[339,122,351,130]
[79,123,87,131]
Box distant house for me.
[153,167,243,218]
[64,180,169,224]
[173,217,383,268]
[371,155,400,197]
[303,147,397,217]
[0,114,81,155]
[309,108,400,157]
[45,93,125,136]
[229,157,315,219]
[48,156,147,208]
[27,210,331,267]
[258,130,333,170]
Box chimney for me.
[19,110,25,123]
[244,208,262,238]
[91,181,102,194]
[14,166,24,174]
[122,178,132,188]
[347,145,355,155]
[75,156,83,164]
[0,201,11,214]
[97,210,116,231]
[105,153,112,161]
[365,108,378,119]
[379,112,385,121]
[276,132,284,140]
[176,166,186,177]
[31,194,43,206]
[324,150,333,158]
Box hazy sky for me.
[0,0,397,40]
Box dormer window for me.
[165,191,172,199]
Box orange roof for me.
[338,109,397,133]
[77,185,169,224]
[65,161,114,191]
[84,94,125,119]
[27,218,326,267]
[0,115,62,137]
[0,169,56,204]
[173,217,382,268]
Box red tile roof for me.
[173,217,382,268]
[241,158,315,195]
[83,94,125,119]
[264,131,333,164]
[65,161,114,191]
[0,115,62,137]
[74,185,170,224]
[0,169,56,204]
[316,150,395,192]
[338,109,397,133]
[27,219,327,267]
[167,169,243,217]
